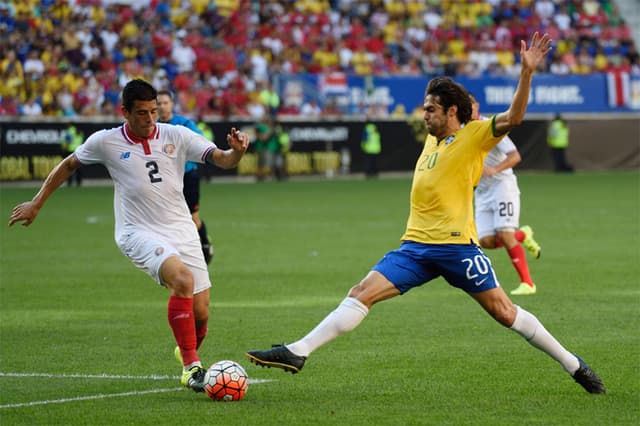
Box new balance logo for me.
[120,152,131,159]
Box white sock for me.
[286,297,369,357]
[510,305,579,374]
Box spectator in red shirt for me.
[151,26,173,59]
[173,70,197,92]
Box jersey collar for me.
[122,123,159,155]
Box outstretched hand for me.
[8,201,39,227]
[226,128,250,153]
[520,32,553,73]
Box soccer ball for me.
[203,360,248,401]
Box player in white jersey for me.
[471,94,541,296]
[8,79,250,393]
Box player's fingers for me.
[8,214,27,227]
[541,35,552,51]
[228,128,240,142]
[238,131,249,144]
[10,203,35,226]
[227,134,239,149]
[530,31,539,47]
[8,207,21,226]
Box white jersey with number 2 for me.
[74,122,216,244]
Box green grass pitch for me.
[1,171,638,425]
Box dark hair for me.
[122,79,157,112]
[157,89,174,99]
[425,76,472,124]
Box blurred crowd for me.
[1,0,638,118]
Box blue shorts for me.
[372,241,500,294]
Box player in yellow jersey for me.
[246,33,605,394]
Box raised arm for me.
[8,154,83,227]
[494,32,553,136]
[207,127,250,169]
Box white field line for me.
[0,372,274,409]
[0,372,273,383]
[0,372,176,380]
[0,387,183,409]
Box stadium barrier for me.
[280,73,640,115]
[1,116,638,181]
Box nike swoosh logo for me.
[475,277,488,286]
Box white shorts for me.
[475,175,521,240]
[116,230,212,294]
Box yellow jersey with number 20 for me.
[401,117,504,244]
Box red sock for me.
[496,231,525,248]
[168,295,199,367]
[195,320,208,350]
[507,245,534,287]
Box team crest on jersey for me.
[155,247,164,256]
[444,135,455,145]
[162,144,176,155]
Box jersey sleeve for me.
[73,130,104,164]
[473,117,507,151]
[175,125,217,164]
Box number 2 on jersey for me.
[146,161,163,183]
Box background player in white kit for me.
[8,79,250,393]
[470,94,541,296]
